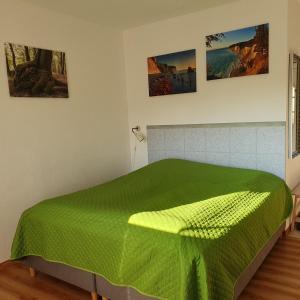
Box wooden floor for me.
[239,236,300,300]
[0,261,91,300]
[0,236,300,300]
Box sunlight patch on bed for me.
[128,191,271,239]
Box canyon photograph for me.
[147,49,196,97]
[206,24,269,81]
[5,43,69,98]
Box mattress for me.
[11,159,292,300]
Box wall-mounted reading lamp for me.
[132,126,146,142]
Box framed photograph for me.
[147,49,197,97]
[206,24,269,81]
[5,43,69,98]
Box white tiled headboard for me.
[147,122,285,179]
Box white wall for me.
[286,0,300,189]
[0,1,130,261]
[124,0,288,170]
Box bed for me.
[11,159,292,300]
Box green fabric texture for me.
[11,159,292,300]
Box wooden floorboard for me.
[239,236,300,300]
[0,261,91,300]
[0,236,299,300]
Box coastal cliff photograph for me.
[206,24,269,81]
[147,49,196,97]
[5,43,69,98]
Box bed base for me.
[234,222,285,299]
[22,223,286,300]
[27,265,107,300]
[23,256,101,300]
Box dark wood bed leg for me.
[281,227,290,239]
[29,267,36,278]
[91,291,98,300]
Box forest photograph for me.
[4,43,69,98]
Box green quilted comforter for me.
[11,159,292,300]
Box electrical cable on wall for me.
[131,126,146,169]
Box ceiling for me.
[24,0,239,29]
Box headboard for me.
[147,122,285,179]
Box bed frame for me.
[21,223,286,300]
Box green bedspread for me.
[11,159,292,300]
